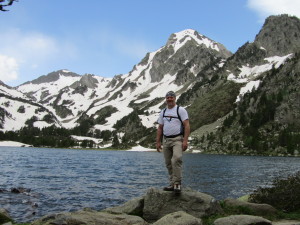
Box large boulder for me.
[143,187,222,223]
[224,198,278,216]
[31,209,148,225]
[214,215,272,225]
[153,211,203,225]
[102,196,144,217]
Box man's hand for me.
[182,140,188,151]
[156,142,162,152]
[182,119,190,151]
[156,124,163,152]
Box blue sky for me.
[0,0,299,87]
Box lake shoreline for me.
[0,141,156,152]
[2,188,300,225]
[2,141,300,158]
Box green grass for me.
[277,211,300,221]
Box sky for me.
[0,0,300,87]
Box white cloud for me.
[247,0,300,19]
[0,28,78,85]
[0,28,60,64]
[0,55,19,82]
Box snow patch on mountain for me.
[34,121,53,129]
[0,84,29,99]
[126,145,155,151]
[62,69,72,73]
[172,29,220,52]
[0,99,50,131]
[139,113,158,129]
[236,80,261,102]
[0,141,32,147]
[227,54,293,83]
[228,53,293,102]
[71,135,102,143]
[134,74,182,104]
[17,73,82,101]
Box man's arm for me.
[182,119,190,151]
[156,124,163,152]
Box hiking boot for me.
[163,185,174,191]
[174,184,181,193]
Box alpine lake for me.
[1,146,300,223]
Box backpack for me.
[163,105,184,137]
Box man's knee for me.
[171,155,182,165]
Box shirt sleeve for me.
[179,107,189,121]
[157,110,164,125]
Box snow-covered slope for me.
[0,84,61,131]
[227,54,294,102]
[0,80,29,100]
[2,15,298,135]
[8,29,231,132]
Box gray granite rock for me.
[143,187,222,223]
[214,215,272,225]
[153,211,203,225]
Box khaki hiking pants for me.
[163,135,183,185]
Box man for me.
[156,91,190,193]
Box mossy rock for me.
[0,209,13,224]
[237,194,250,202]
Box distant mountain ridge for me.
[7,29,231,131]
[1,15,300,155]
[255,15,300,56]
[20,69,81,85]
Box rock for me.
[143,187,222,223]
[152,211,203,225]
[255,15,300,56]
[10,187,31,194]
[2,222,13,225]
[103,196,144,217]
[0,208,12,224]
[272,220,300,225]
[0,209,11,219]
[237,195,250,202]
[31,210,148,225]
[224,198,278,216]
[214,215,272,225]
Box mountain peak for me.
[167,29,222,52]
[70,74,99,89]
[0,80,11,89]
[255,14,300,56]
[174,29,198,38]
[19,69,81,86]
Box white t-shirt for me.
[157,105,189,136]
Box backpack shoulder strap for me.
[177,105,183,124]
[163,108,167,117]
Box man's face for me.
[166,96,176,108]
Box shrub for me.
[17,105,25,113]
[249,171,300,212]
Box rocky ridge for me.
[188,15,300,156]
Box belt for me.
[164,134,183,138]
